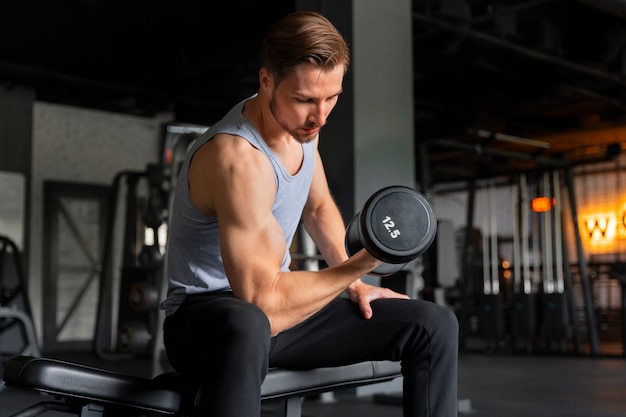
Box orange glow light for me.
[531,196,555,213]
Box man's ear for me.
[259,67,273,91]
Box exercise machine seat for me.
[3,355,402,416]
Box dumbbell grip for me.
[345,213,408,276]
[347,248,386,274]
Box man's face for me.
[268,63,344,143]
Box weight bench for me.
[3,355,402,417]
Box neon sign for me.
[581,202,626,253]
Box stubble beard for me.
[269,95,320,144]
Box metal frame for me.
[42,181,110,352]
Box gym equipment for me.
[478,182,504,344]
[538,171,571,345]
[0,235,40,370]
[510,173,536,350]
[609,262,626,356]
[345,185,437,275]
[3,355,401,417]
[563,167,599,354]
[94,165,166,359]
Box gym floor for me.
[1,352,625,417]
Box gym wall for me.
[28,102,166,347]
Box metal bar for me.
[94,171,143,360]
[531,182,541,294]
[429,138,568,168]
[299,226,320,272]
[8,401,72,417]
[56,269,98,336]
[473,128,551,149]
[543,172,554,294]
[553,171,565,293]
[56,201,98,265]
[560,214,583,354]
[459,180,477,349]
[520,174,532,294]
[512,176,522,294]
[273,397,304,417]
[489,182,499,294]
[564,167,600,355]
[482,187,491,295]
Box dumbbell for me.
[345,185,437,276]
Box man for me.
[161,10,458,417]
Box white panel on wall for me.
[0,171,26,250]
[433,181,516,237]
[29,102,167,344]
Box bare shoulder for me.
[189,133,275,216]
[193,133,254,163]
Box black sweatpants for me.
[163,292,458,417]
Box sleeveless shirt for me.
[161,96,315,316]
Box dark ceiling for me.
[1,0,626,183]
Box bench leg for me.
[8,401,107,417]
[79,404,104,417]
[9,401,72,417]
[273,397,304,417]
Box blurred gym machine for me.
[0,235,40,377]
[151,126,204,375]
[455,168,597,355]
[451,180,506,353]
[93,165,166,359]
[510,171,581,353]
[510,173,535,351]
[609,262,626,356]
[535,171,577,352]
[478,181,505,350]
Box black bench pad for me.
[260,360,401,399]
[3,356,402,414]
[3,356,181,413]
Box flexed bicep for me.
[199,135,286,305]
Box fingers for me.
[359,300,373,320]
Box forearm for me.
[301,188,367,307]
[258,249,380,335]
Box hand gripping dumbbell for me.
[345,185,437,276]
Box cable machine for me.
[458,169,598,355]
[94,165,167,359]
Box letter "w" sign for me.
[584,218,612,239]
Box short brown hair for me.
[260,10,350,84]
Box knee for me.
[429,304,459,345]
[437,304,458,331]
[221,302,272,355]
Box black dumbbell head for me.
[360,186,437,264]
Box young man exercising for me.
[161,10,458,417]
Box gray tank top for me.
[161,96,315,316]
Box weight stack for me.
[511,292,536,339]
[116,266,160,355]
[540,292,569,339]
[479,293,504,339]
[510,292,536,352]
